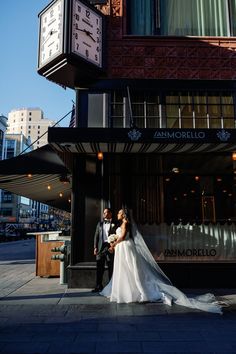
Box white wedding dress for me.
[100,224,223,314]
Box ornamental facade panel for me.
[102,0,236,81]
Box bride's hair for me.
[120,208,129,222]
[121,208,133,238]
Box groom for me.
[92,208,116,293]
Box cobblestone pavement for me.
[0,239,236,354]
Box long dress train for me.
[100,223,223,314]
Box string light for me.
[47,185,51,190]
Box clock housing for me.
[37,0,105,88]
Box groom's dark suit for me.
[93,219,116,291]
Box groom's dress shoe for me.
[91,286,103,293]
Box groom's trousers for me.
[96,242,114,288]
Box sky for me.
[0,0,75,127]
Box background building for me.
[7,108,57,149]
[0,134,34,231]
[0,107,66,238]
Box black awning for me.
[0,145,71,212]
[0,144,69,174]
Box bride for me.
[100,208,223,314]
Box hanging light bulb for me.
[232,152,236,161]
[97,151,103,160]
[47,185,51,190]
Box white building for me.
[7,108,58,149]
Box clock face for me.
[71,0,103,68]
[38,0,64,68]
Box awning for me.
[0,145,71,212]
[48,127,236,154]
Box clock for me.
[71,0,103,68]
[37,0,105,87]
[38,0,64,69]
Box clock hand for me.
[87,32,96,42]
[85,30,96,42]
[42,30,57,45]
[77,28,96,42]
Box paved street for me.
[0,239,236,354]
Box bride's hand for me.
[108,242,116,252]
[108,246,114,253]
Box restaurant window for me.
[110,90,235,129]
[2,192,13,203]
[110,92,127,128]
[131,93,160,128]
[127,0,236,37]
[1,208,12,216]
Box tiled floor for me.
[0,239,236,353]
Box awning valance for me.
[48,127,236,154]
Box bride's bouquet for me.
[108,234,118,244]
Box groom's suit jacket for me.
[94,220,116,255]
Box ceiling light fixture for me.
[59,174,70,184]
[232,152,236,161]
[97,151,104,160]
[172,167,179,174]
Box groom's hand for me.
[94,247,98,255]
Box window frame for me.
[126,0,236,37]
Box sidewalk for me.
[0,239,236,354]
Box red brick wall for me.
[98,0,236,80]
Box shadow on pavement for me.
[1,260,35,265]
